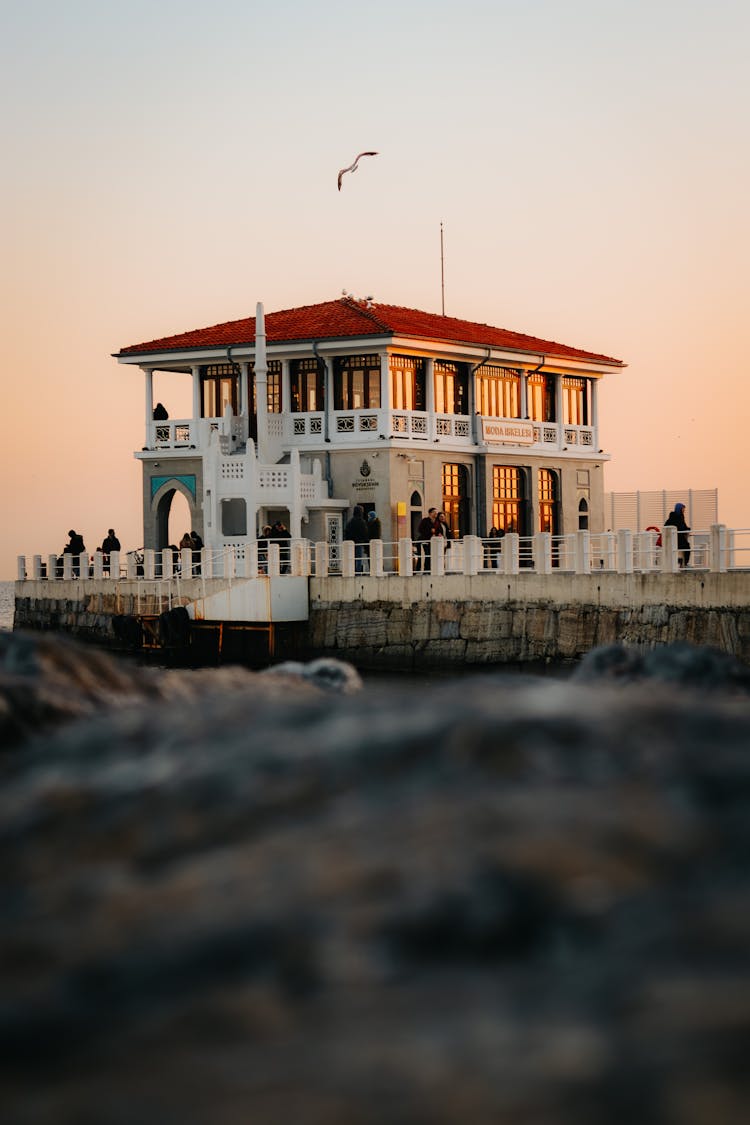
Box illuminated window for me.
[290,358,325,412]
[201,364,238,418]
[390,355,425,411]
[528,373,555,422]
[492,466,525,533]
[249,360,282,414]
[442,462,470,536]
[334,355,381,410]
[538,468,559,534]
[434,360,468,415]
[477,366,520,418]
[562,377,587,426]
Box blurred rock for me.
[1,633,749,1123]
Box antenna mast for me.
[440,221,445,316]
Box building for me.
[115,296,625,554]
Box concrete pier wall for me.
[14,571,750,668]
[305,572,750,669]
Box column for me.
[191,365,201,446]
[555,374,563,430]
[144,367,153,447]
[590,378,599,442]
[520,369,528,419]
[380,352,390,434]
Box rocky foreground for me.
[1,631,749,1124]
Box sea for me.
[0,581,14,632]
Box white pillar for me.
[590,378,599,433]
[110,550,120,579]
[710,524,727,573]
[660,526,679,573]
[239,361,248,417]
[47,554,57,580]
[398,538,414,577]
[432,535,445,575]
[425,358,435,436]
[315,541,329,578]
[534,532,552,575]
[341,540,355,578]
[191,365,201,444]
[144,549,156,580]
[463,535,481,576]
[144,367,154,447]
[503,533,520,575]
[617,529,633,574]
[17,555,27,580]
[520,369,528,418]
[380,352,390,430]
[554,375,563,430]
[254,302,269,462]
[92,552,104,579]
[575,530,591,574]
[370,540,384,577]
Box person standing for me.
[344,505,369,574]
[189,530,204,576]
[100,528,120,575]
[664,503,691,568]
[366,510,382,570]
[487,525,504,568]
[416,507,437,573]
[64,529,86,577]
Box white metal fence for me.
[16,526,750,582]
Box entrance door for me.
[442,464,470,537]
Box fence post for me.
[143,549,156,580]
[161,549,173,580]
[534,532,552,575]
[267,543,281,577]
[617,530,633,574]
[370,539,384,577]
[245,543,258,578]
[341,540,355,578]
[575,531,591,574]
[291,539,309,576]
[110,550,121,579]
[92,552,104,580]
[432,535,446,575]
[398,538,414,577]
[17,556,26,580]
[710,524,727,573]
[502,534,520,575]
[660,526,679,573]
[48,554,58,580]
[31,555,42,579]
[314,541,329,578]
[463,535,480,576]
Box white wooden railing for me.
[16,526,750,582]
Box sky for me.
[1,0,748,577]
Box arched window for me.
[492,466,526,534]
[538,468,559,535]
[410,490,423,540]
[578,497,589,530]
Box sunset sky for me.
[2,0,748,578]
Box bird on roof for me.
[337,151,378,191]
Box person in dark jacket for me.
[100,529,120,575]
[344,505,369,574]
[664,502,691,568]
[64,530,86,577]
[415,508,437,573]
[366,510,382,570]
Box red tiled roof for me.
[117,297,624,366]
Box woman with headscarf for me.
[664,502,691,568]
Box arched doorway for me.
[154,484,196,551]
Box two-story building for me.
[115,296,624,555]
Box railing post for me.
[127,553,138,580]
[398,538,414,577]
[660,526,679,573]
[63,554,73,580]
[47,554,57,580]
[534,532,552,575]
[341,540,355,578]
[370,539,384,577]
[291,539,308,576]
[575,530,591,574]
[180,548,191,578]
[31,555,42,579]
[267,543,281,578]
[432,535,446,576]
[110,550,120,579]
[463,535,480,576]
[245,543,259,578]
[17,556,26,580]
[710,524,727,573]
[92,552,104,579]
[314,541,329,578]
[617,529,633,574]
[503,533,520,575]
[162,549,173,580]
[143,549,156,580]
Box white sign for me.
[482,418,535,445]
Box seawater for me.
[0,582,14,632]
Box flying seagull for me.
[337,151,378,191]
